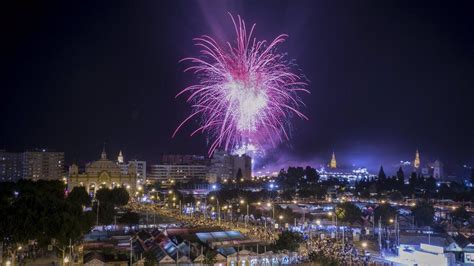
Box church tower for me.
[117,150,124,164]
[414,149,420,169]
[101,145,107,160]
[330,152,337,169]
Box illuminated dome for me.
[85,149,122,176]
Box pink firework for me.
[174,14,309,156]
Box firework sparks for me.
[174,13,309,156]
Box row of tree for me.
[0,180,93,249]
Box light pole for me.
[211,196,220,225]
[93,199,100,226]
[328,211,337,239]
[240,199,249,228]
[129,237,133,266]
[267,202,274,221]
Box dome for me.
[85,150,122,176]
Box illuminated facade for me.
[68,149,137,196]
[148,164,208,181]
[23,150,64,181]
[207,150,252,183]
[0,150,24,182]
[330,151,337,169]
[320,167,375,182]
[414,149,421,169]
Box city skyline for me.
[2,1,473,169]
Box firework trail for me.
[174,13,309,156]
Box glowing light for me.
[174,13,309,155]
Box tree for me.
[110,187,130,206]
[271,231,303,252]
[304,166,319,183]
[451,206,470,224]
[235,168,243,179]
[95,187,129,206]
[94,202,116,225]
[67,187,91,207]
[280,189,295,201]
[143,250,158,266]
[409,172,418,186]
[412,201,434,227]
[336,202,362,226]
[378,166,386,180]
[118,211,140,226]
[374,204,397,224]
[396,167,405,182]
[0,180,92,249]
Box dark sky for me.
[2,1,473,173]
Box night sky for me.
[2,1,473,174]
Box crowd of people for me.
[129,202,377,265]
[305,236,372,265]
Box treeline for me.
[0,180,93,249]
[0,180,134,252]
[355,167,474,202]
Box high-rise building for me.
[129,160,146,181]
[330,152,337,169]
[160,154,209,165]
[433,160,444,180]
[23,150,64,181]
[207,150,233,183]
[232,154,252,180]
[207,150,252,183]
[115,151,146,182]
[148,164,208,181]
[0,150,24,182]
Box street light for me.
[328,211,338,239]
[240,199,249,228]
[362,242,368,248]
[267,202,274,220]
[210,196,220,225]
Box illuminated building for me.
[0,150,23,182]
[433,160,444,180]
[148,164,208,182]
[330,151,337,169]
[117,150,124,164]
[319,167,375,182]
[160,154,209,165]
[115,151,146,182]
[23,149,64,181]
[68,148,137,196]
[414,149,421,169]
[207,150,233,182]
[207,150,252,183]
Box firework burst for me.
[174,13,309,156]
